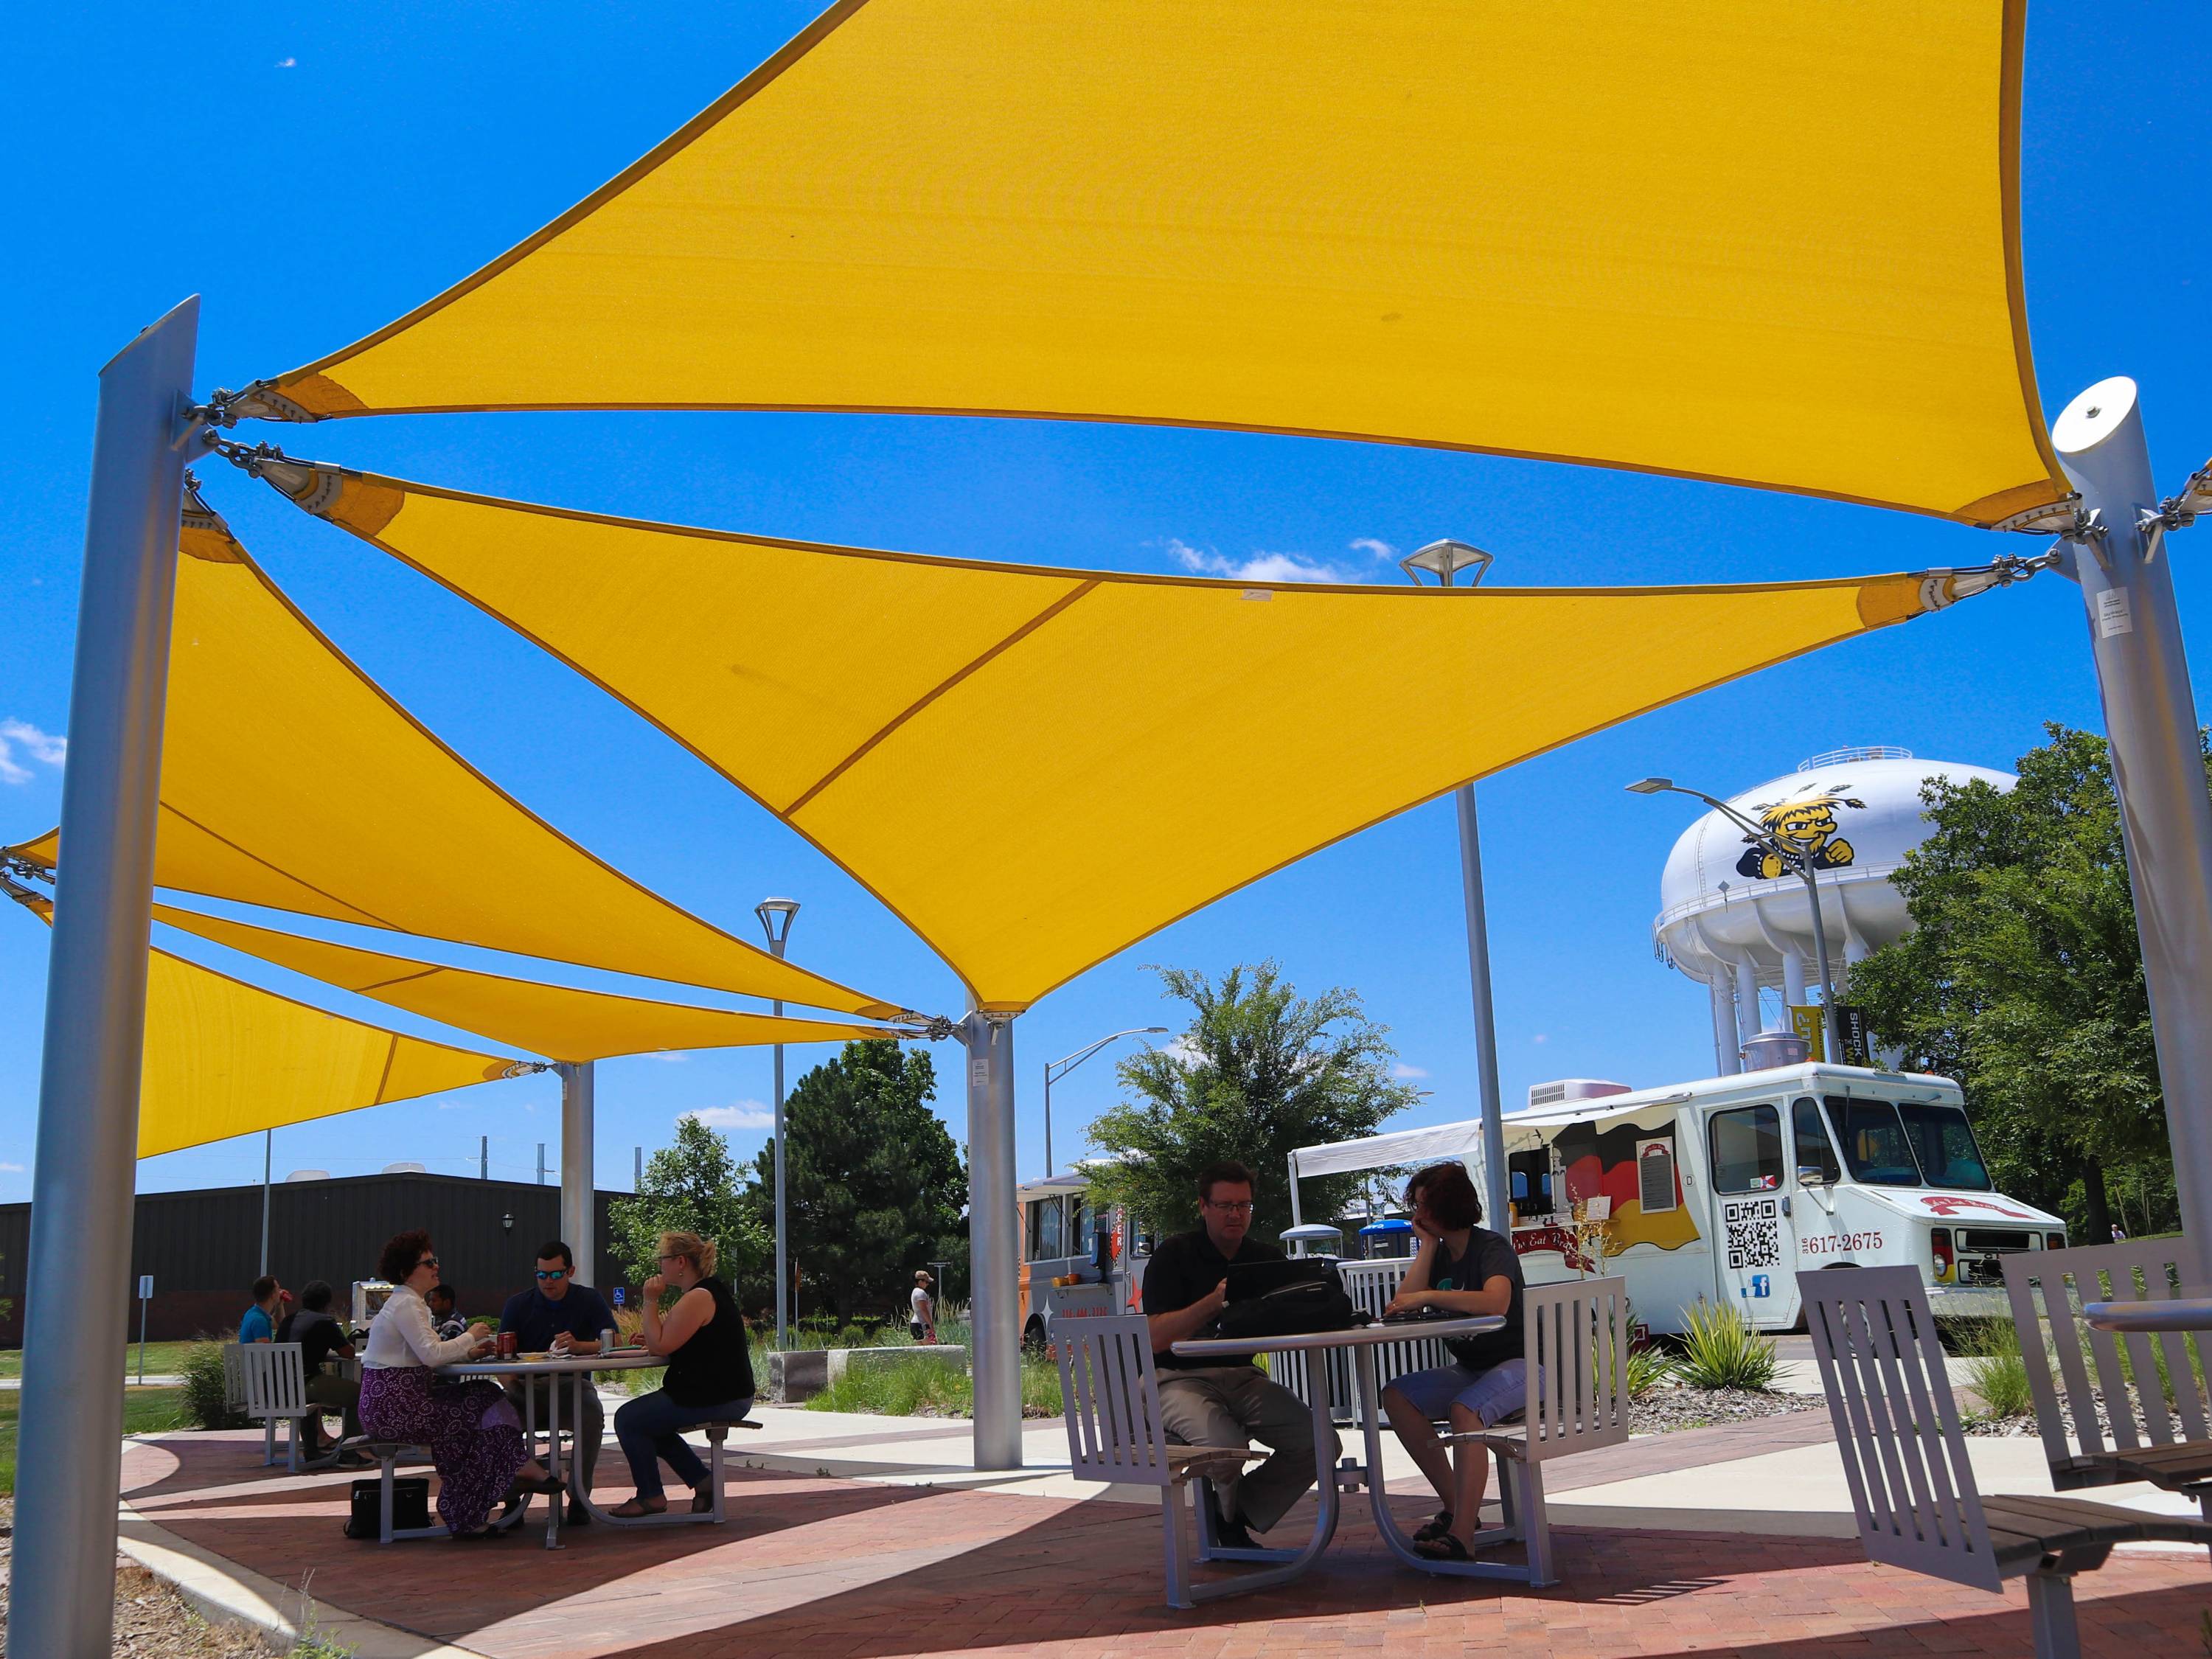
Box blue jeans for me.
[613,1389,755,1500]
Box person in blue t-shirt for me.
[238,1275,288,1344]
[498,1241,616,1523]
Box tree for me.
[1084,962,1421,1244]
[608,1115,767,1292]
[1847,726,2183,1239]
[745,1039,966,1318]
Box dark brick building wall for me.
[0,1171,630,1345]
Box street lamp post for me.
[756,897,800,1352]
[1042,1027,1169,1175]
[1627,778,1842,1060]
[1400,540,1512,1237]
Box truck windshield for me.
[1897,1103,1994,1190]
[1822,1096,1924,1186]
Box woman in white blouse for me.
[359,1229,557,1537]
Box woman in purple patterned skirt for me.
[359,1230,560,1537]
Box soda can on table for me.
[497,1331,518,1360]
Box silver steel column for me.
[15,296,199,1659]
[757,899,799,1351]
[2053,377,2212,1247]
[1453,786,1512,1234]
[1708,978,1739,1076]
[258,1127,271,1275]
[559,1061,596,1286]
[963,1009,1021,1469]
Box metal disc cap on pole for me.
[15,297,200,1659]
[2052,377,2212,1248]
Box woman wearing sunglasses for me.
[358,1230,560,1538]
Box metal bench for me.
[2003,1238,2212,1526]
[240,1343,333,1470]
[1400,1274,1633,1587]
[1054,1312,1263,1609]
[1801,1265,2212,1659]
[583,1416,762,1527]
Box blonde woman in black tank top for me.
[610,1230,758,1516]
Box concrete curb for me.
[116,1502,487,1658]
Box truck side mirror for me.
[1798,1164,1831,1188]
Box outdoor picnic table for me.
[1172,1315,1504,1587]
[444,1350,664,1549]
[2081,1297,2212,1334]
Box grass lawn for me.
[0,1340,202,1380]
[0,1385,184,1497]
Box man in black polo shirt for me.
[1143,1160,1337,1549]
[499,1240,616,1524]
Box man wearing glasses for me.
[498,1240,616,1524]
[1143,1160,1336,1551]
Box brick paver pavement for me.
[122,1431,2212,1659]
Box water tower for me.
[1652,746,2014,1073]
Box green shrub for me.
[1624,1343,1674,1399]
[1674,1300,1781,1392]
[178,1338,247,1430]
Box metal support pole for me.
[1734,953,1761,1048]
[15,295,198,1659]
[1798,865,1843,1060]
[480,1135,488,1180]
[259,1128,271,1276]
[559,1061,595,1287]
[1708,978,1739,1075]
[1042,1062,1053,1178]
[2053,376,2212,1248]
[537,1142,546,1186]
[635,1145,643,1188]
[773,1018,787,1349]
[963,1009,1021,1469]
[1453,785,1512,1234]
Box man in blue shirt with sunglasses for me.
[499,1240,616,1523]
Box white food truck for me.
[1015,1172,1151,1349]
[1287,1063,2065,1333]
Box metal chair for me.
[1389,1274,1632,1587]
[2003,1238,2212,1519]
[220,1342,247,1414]
[240,1343,326,1470]
[1054,1313,1260,1608]
[1801,1265,2212,1659]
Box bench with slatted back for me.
[1054,1313,1260,1609]
[1422,1275,1632,1587]
[2003,1238,2212,1521]
[240,1343,327,1471]
[1801,1265,2212,1659]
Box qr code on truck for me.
[1724,1198,1780,1270]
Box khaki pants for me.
[504,1374,603,1494]
[1157,1365,1335,1533]
[305,1371,361,1442]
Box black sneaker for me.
[1211,1503,1258,1551]
[566,1499,591,1527]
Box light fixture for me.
[1398,538,1495,588]
[755,897,801,953]
[501,1212,513,1232]
[1625,777,1674,794]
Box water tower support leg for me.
[1708,980,1740,1076]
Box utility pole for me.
[259,1128,272,1276]
[757,899,800,1350]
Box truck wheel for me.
[1023,1318,1047,1355]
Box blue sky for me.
[3,5,2207,1209]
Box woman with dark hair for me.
[1377,1161,1529,1562]
[358,1230,558,1537]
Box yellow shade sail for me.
[139,945,524,1158]
[274,465,1996,1011]
[5,501,902,1020]
[1,888,523,1158]
[243,0,2064,526]
[152,902,894,1062]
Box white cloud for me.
[641,1051,689,1063]
[0,1162,22,1173]
[275,56,296,67]
[1162,538,1343,585]
[1393,1062,1428,1079]
[1350,538,1397,561]
[0,720,66,786]
[1165,1034,1203,1068]
[1531,1034,1549,1046]
[683,1101,775,1130]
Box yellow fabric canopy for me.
[153,902,893,1062]
[273,465,1994,1011]
[3,887,522,1158]
[6,500,902,1019]
[246,0,2064,526]
[138,945,523,1158]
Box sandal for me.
[1414,1532,1472,1562]
[1412,1509,1455,1544]
[608,1498,667,1518]
[690,1488,715,1514]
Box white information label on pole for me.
[2097,588,2134,638]
[138,1276,153,1300]
[970,1058,991,1087]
